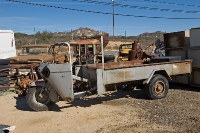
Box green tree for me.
[36,30,53,44]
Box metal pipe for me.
[66,42,71,65]
[34,27,36,45]
[93,44,96,63]
[101,34,105,90]
[101,34,104,70]
[79,44,81,65]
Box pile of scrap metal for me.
[0,59,11,95]
[3,32,112,96]
[118,39,165,63]
[69,32,115,66]
[123,41,156,63]
[7,44,69,96]
[154,39,165,57]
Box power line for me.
[118,0,199,8]
[6,0,200,19]
[72,0,200,14]
[143,0,200,8]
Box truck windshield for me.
[120,44,132,50]
[21,47,48,55]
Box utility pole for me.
[145,33,147,45]
[34,27,36,45]
[112,0,115,42]
[71,29,74,41]
[125,31,126,42]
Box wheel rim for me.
[153,80,166,96]
[35,88,50,104]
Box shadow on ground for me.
[14,83,200,112]
[170,82,200,92]
[13,88,148,112]
[57,88,149,110]
[14,96,32,111]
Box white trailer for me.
[0,30,16,59]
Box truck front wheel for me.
[146,74,169,100]
[26,87,53,111]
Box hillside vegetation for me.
[15,27,164,49]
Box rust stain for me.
[172,62,191,75]
[164,31,189,48]
[87,60,143,69]
[68,32,109,48]
[109,71,124,82]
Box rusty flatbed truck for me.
[26,36,192,111]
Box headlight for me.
[41,66,50,78]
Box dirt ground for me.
[0,83,200,133]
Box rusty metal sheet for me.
[69,39,100,45]
[10,65,34,69]
[0,64,36,72]
[128,50,137,60]
[172,62,192,75]
[22,44,51,48]
[82,59,192,85]
[87,60,144,69]
[164,30,190,48]
[104,61,192,84]
[104,64,172,84]
[9,54,53,63]
[68,32,109,48]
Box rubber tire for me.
[0,59,10,65]
[0,82,10,85]
[0,77,9,84]
[0,88,8,91]
[104,54,115,62]
[146,74,169,100]
[0,82,10,91]
[97,54,115,62]
[0,77,9,81]
[0,65,10,69]
[0,71,9,77]
[0,81,9,84]
[26,87,52,111]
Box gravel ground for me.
[0,83,199,133]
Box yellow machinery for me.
[117,42,133,61]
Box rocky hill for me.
[54,27,100,37]
[138,31,164,39]
[14,27,165,48]
[54,28,164,40]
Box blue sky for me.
[0,0,200,36]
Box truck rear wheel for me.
[26,87,53,111]
[0,59,10,65]
[146,74,169,99]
